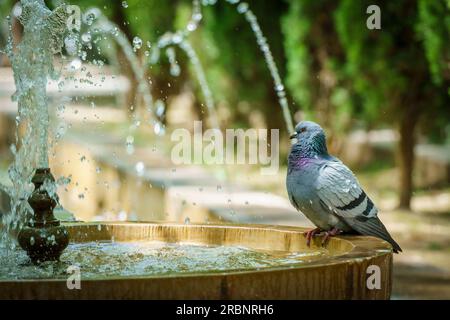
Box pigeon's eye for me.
[299,127,307,133]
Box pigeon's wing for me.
[316,161,402,253]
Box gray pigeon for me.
[286,121,402,253]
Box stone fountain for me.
[17,168,69,264]
[0,0,394,299]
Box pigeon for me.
[286,121,402,253]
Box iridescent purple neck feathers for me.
[288,131,329,170]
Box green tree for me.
[283,0,449,209]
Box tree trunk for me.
[397,109,418,210]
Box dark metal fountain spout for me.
[17,168,69,264]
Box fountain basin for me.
[0,222,392,299]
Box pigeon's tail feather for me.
[348,216,402,253]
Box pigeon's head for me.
[289,121,328,156]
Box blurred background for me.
[0,0,449,299]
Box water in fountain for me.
[1,0,71,249]
[0,240,326,279]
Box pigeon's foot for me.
[303,227,322,247]
[321,227,343,247]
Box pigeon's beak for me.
[289,133,297,140]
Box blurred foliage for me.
[0,1,448,144]
[282,0,353,136]
[198,1,289,130]
[283,0,449,139]
[1,0,447,137]
[417,0,450,86]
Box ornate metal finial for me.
[17,168,69,264]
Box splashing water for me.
[0,0,295,248]
[151,33,220,129]
[87,9,156,116]
[84,8,162,151]
[148,0,220,129]
[0,240,327,279]
[150,0,294,133]
[239,6,295,134]
[1,0,71,248]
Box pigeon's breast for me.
[293,157,317,170]
[287,159,339,230]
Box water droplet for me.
[64,36,78,56]
[153,122,165,136]
[126,135,134,145]
[118,211,127,221]
[12,3,22,17]
[187,21,197,32]
[132,37,142,51]
[192,13,202,22]
[135,161,145,176]
[184,217,190,225]
[170,64,180,77]
[155,100,165,117]
[172,34,182,44]
[81,33,91,43]
[122,1,128,8]
[237,2,249,14]
[69,58,82,71]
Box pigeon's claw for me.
[304,227,322,247]
[321,227,342,247]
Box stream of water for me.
[1,0,70,248]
